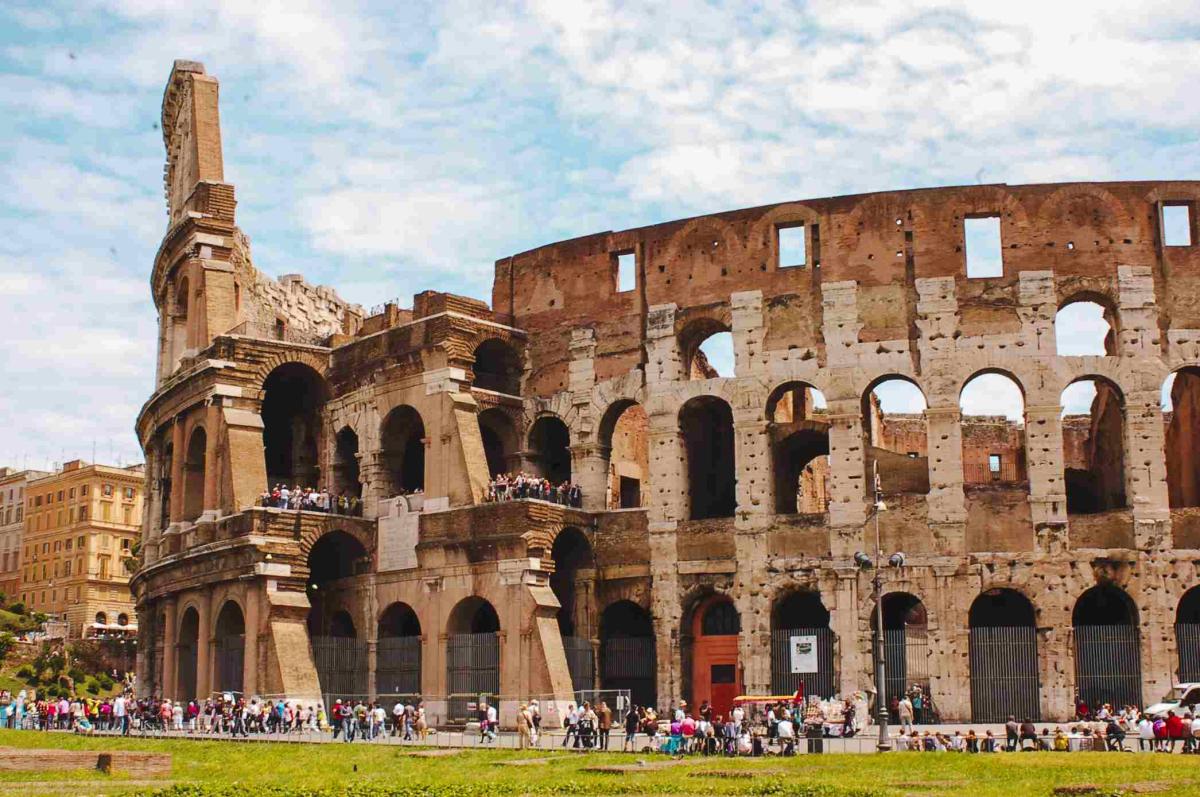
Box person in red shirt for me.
[1166,711,1186,753]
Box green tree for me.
[0,631,15,663]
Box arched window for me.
[600,601,656,708]
[770,591,834,698]
[182,427,206,522]
[380,406,425,496]
[177,607,199,701]
[701,600,741,636]
[377,603,421,697]
[478,408,518,478]
[528,416,572,484]
[863,377,929,496]
[1163,368,1200,508]
[1056,298,1116,356]
[95,611,107,625]
[877,593,931,720]
[960,372,1026,486]
[968,589,1039,721]
[680,396,736,519]
[261,363,328,487]
[473,339,522,395]
[1061,377,1126,514]
[214,601,245,694]
[333,427,361,499]
[1073,585,1141,710]
[681,319,734,379]
[768,382,829,514]
[551,528,595,691]
[599,400,649,509]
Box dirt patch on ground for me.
[1126,784,1170,794]
[495,757,556,766]
[582,759,685,773]
[401,749,462,758]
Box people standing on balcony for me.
[485,472,582,507]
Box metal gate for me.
[770,627,835,700]
[563,636,595,693]
[601,636,656,709]
[376,636,422,696]
[1177,623,1200,683]
[969,625,1040,722]
[177,642,198,702]
[875,628,932,721]
[1074,624,1142,709]
[311,636,368,697]
[446,632,499,723]
[214,635,244,694]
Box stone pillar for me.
[569,443,610,511]
[201,401,221,518]
[195,591,212,700]
[1125,388,1171,548]
[169,420,186,524]
[927,567,967,721]
[243,586,260,696]
[645,304,682,385]
[826,401,866,546]
[135,605,153,698]
[649,521,682,709]
[1024,404,1068,540]
[731,290,766,377]
[733,412,771,695]
[366,640,378,701]
[733,415,771,516]
[359,451,388,520]
[831,571,863,698]
[161,598,178,700]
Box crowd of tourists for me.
[0,689,135,733]
[258,484,362,516]
[484,472,582,506]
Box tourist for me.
[898,695,914,734]
[623,704,640,752]
[562,703,579,748]
[1137,713,1155,751]
[517,703,532,749]
[1019,717,1038,751]
[597,700,612,751]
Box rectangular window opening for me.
[777,224,807,268]
[988,454,1002,474]
[711,664,736,684]
[964,215,1003,278]
[615,251,636,293]
[1163,203,1194,247]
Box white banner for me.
[789,635,818,674]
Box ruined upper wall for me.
[495,182,1200,397]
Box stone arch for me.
[1072,584,1142,711]
[297,521,375,568]
[862,375,930,497]
[599,600,656,708]
[377,602,422,696]
[1061,375,1127,514]
[680,395,737,519]
[478,406,519,478]
[552,526,596,690]
[528,414,572,483]
[213,599,245,694]
[1056,292,1119,357]
[1164,366,1200,508]
[870,590,933,720]
[960,369,1027,488]
[182,425,207,522]
[683,592,742,717]
[261,361,329,488]
[598,398,649,509]
[968,587,1040,722]
[177,605,200,701]
[659,215,744,287]
[472,337,522,395]
[1175,587,1200,682]
[678,316,734,380]
[332,426,361,499]
[380,405,426,495]
[767,380,830,515]
[769,588,835,699]
[445,596,501,722]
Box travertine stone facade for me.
[134,60,1200,724]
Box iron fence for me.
[1074,624,1142,709]
[969,625,1040,722]
[215,636,244,695]
[601,636,657,709]
[311,636,369,697]
[563,636,595,693]
[376,636,422,696]
[446,632,500,723]
[876,628,934,721]
[770,627,836,700]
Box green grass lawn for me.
[0,729,1197,797]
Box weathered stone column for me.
[201,401,221,518]
[731,290,766,378]
[831,570,863,698]
[1125,388,1171,548]
[359,450,388,520]
[195,590,212,700]
[826,400,867,552]
[733,413,772,695]
[569,443,610,511]
[161,598,178,699]
[169,420,186,524]
[1024,404,1068,538]
[924,406,968,529]
[243,585,260,696]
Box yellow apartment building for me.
[20,460,145,637]
[0,467,49,600]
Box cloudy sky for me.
[1,1,1198,470]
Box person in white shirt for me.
[485,703,498,742]
[777,717,796,755]
[1137,716,1155,751]
[113,695,128,735]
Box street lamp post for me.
[856,462,905,753]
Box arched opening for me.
[1073,585,1142,710]
[681,319,734,379]
[171,277,190,366]
[446,597,501,723]
[307,531,369,697]
[377,602,422,697]
[473,338,522,395]
[600,601,656,709]
[685,595,741,718]
[877,593,932,723]
[767,382,830,514]
[214,600,245,695]
[95,611,107,626]
[551,528,595,692]
[1061,377,1126,514]
[680,396,736,519]
[177,607,199,702]
[261,362,328,488]
[380,406,425,496]
[1055,298,1117,356]
[960,371,1027,487]
[182,427,206,522]
[599,400,649,509]
[1164,368,1200,508]
[862,377,930,496]
[968,589,1039,722]
[770,590,834,699]
[1175,588,1200,682]
[158,442,173,530]
[528,416,572,484]
[332,427,361,499]
[478,408,518,478]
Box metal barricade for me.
[969,625,1040,722]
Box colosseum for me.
[132,60,1200,725]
